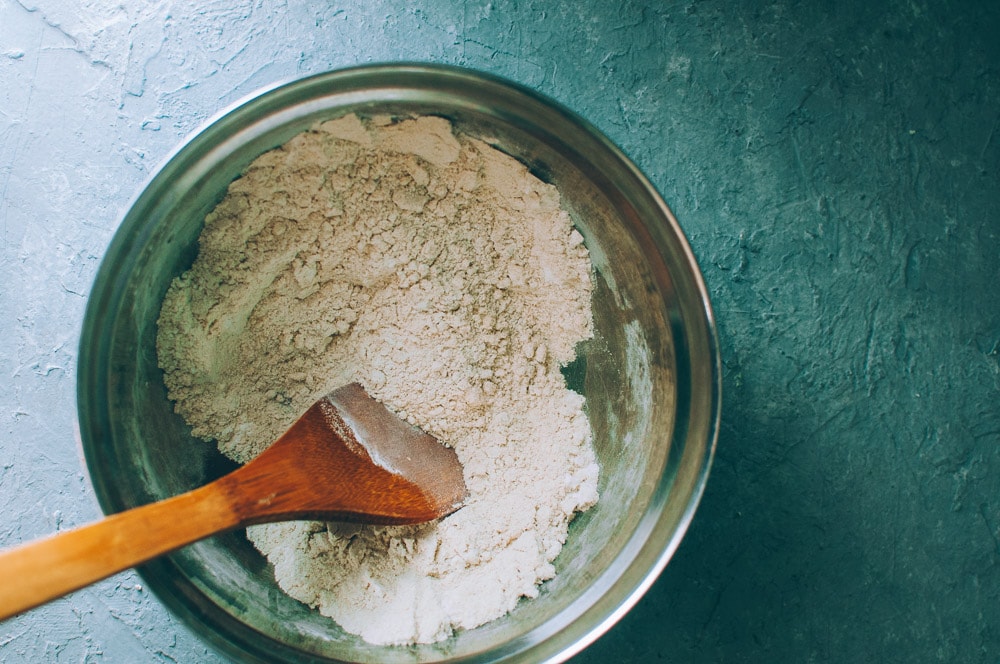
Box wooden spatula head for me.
[222,383,468,526]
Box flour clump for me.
[156,113,599,645]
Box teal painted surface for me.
[0,0,996,661]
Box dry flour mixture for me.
[156,113,599,645]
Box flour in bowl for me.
[156,113,598,645]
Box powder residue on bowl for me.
[156,113,599,645]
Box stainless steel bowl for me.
[77,64,720,663]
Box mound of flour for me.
[156,114,598,645]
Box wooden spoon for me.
[0,382,466,621]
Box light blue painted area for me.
[2,0,999,661]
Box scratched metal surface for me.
[1,1,997,661]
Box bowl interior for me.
[78,66,717,663]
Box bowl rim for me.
[77,61,721,664]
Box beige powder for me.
[156,114,598,645]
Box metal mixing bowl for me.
[77,64,720,663]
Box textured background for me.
[1,0,998,661]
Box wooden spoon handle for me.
[0,483,237,621]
